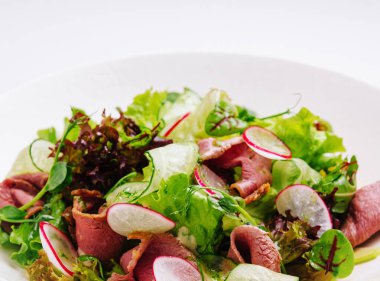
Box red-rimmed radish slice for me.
[39,221,78,276]
[162,112,191,138]
[243,126,292,160]
[275,184,332,237]
[107,203,175,237]
[153,256,201,281]
[194,164,228,195]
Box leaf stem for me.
[19,116,85,211]
[236,205,259,225]
[54,119,81,163]
[2,218,38,223]
[19,186,47,211]
[258,93,302,121]
[28,138,45,172]
[259,109,291,120]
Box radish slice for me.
[275,184,332,237]
[194,164,228,195]
[243,126,292,160]
[162,112,191,138]
[107,203,175,237]
[153,256,201,281]
[39,221,78,276]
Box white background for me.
[0,0,380,95]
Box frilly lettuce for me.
[27,250,71,281]
[125,89,168,129]
[7,194,66,266]
[316,156,358,213]
[139,173,226,254]
[269,218,317,264]
[266,107,345,169]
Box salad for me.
[1,88,380,281]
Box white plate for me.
[0,53,379,280]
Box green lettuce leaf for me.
[315,156,358,213]
[236,105,256,122]
[37,127,57,143]
[272,158,322,191]
[8,194,66,266]
[268,107,345,168]
[245,188,277,220]
[139,174,225,254]
[0,226,10,247]
[125,89,168,129]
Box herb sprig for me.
[198,186,260,226]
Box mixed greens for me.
[0,88,373,281]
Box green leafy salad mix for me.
[0,88,374,281]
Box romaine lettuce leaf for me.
[139,174,226,254]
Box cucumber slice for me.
[354,247,380,265]
[226,264,299,281]
[8,139,54,176]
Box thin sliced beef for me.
[227,225,281,272]
[341,181,380,247]
[72,189,126,261]
[0,182,14,208]
[201,139,272,204]
[25,206,44,219]
[198,137,243,161]
[0,172,47,208]
[110,233,196,281]
[11,172,48,189]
